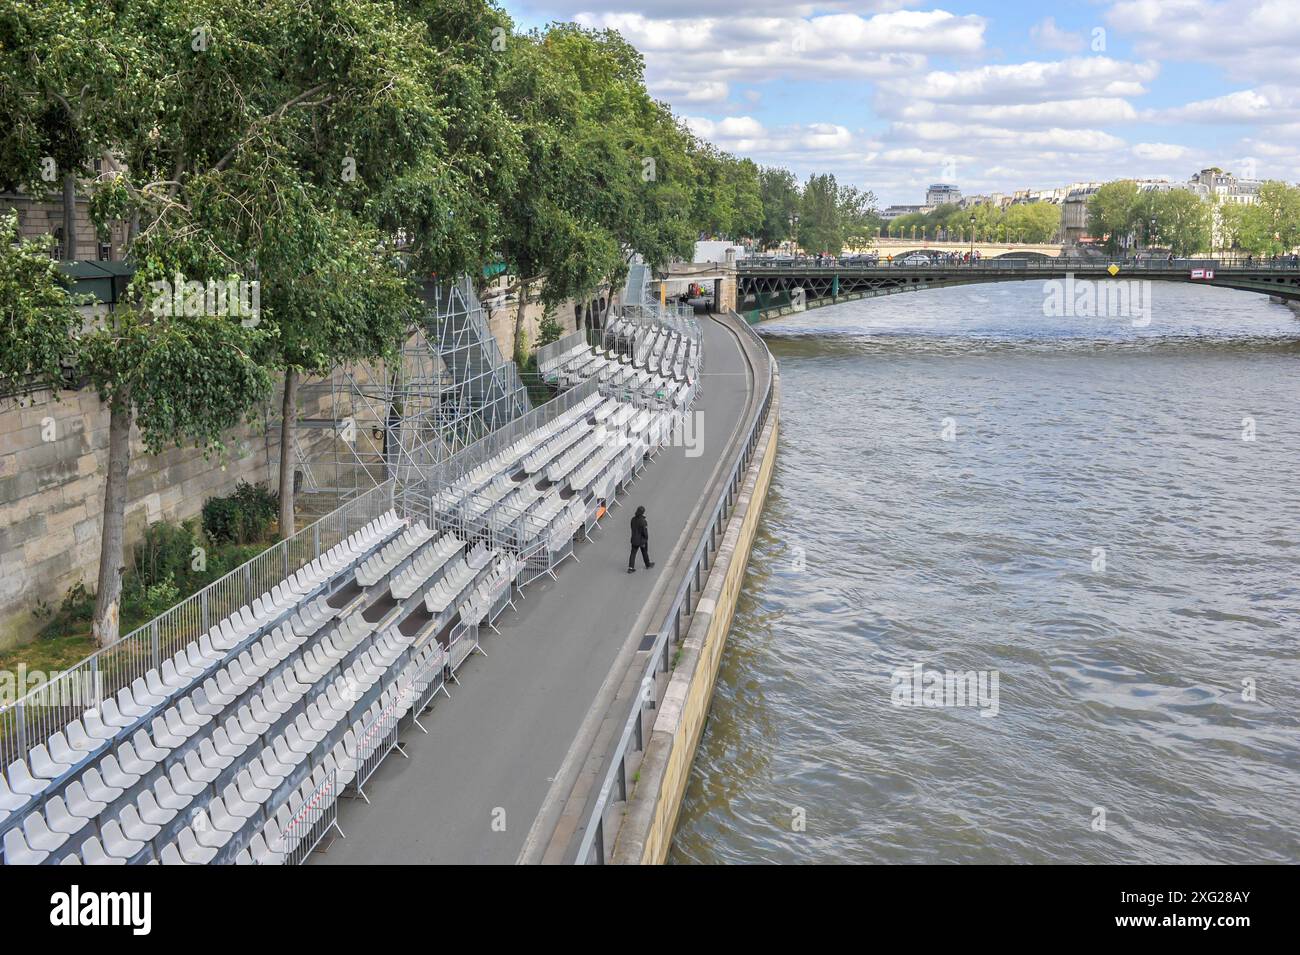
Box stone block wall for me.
[0,379,342,650]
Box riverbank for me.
[611,367,779,863]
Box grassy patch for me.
[3,483,282,697]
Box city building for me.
[925,183,962,207]
[1188,167,1262,206]
[1061,183,1103,246]
[879,204,933,222]
[1,155,130,262]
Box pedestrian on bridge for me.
[628,506,654,573]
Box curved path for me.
[315,313,754,864]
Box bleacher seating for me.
[0,503,515,866]
[1,306,702,866]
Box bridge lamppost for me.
[969,214,976,261]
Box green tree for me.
[1144,189,1212,255]
[497,27,621,364]
[0,213,84,393]
[1234,181,1300,254]
[1088,181,1140,254]
[799,173,844,254]
[758,166,800,249]
[1004,202,1060,243]
[838,186,879,249]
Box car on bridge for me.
[901,253,932,266]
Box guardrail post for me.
[89,656,101,706]
[15,702,27,761]
[150,619,161,671]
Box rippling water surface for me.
[670,281,1300,864]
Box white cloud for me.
[651,79,730,104]
[1148,87,1300,124]
[575,10,986,83]
[1132,142,1189,161]
[1030,17,1085,53]
[1107,0,1300,83]
[685,116,856,156]
[893,97,1139,127]
[877,57,1159,105]
[889,122,1128,152]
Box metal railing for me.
[536,331,589,380]
[741,254,1300,273]
[0,480,396,771]
[574,312,775,864]
[279,769,342,866]
[422,377,600,501]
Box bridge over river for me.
[737,256,1300,319]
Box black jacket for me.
[630,513,649,547]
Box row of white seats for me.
[423,557,479,614]
[458,556,524,627]
[522,420,589,475]
[355,523,435,587]
[1,511,402,832]
[4,600,380,864]
[161,630,408,864]
[390,535,463,601]
[430,396,598,516]
[546,433,601,485]
[1,515,404,864]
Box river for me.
[670,279,1300,864]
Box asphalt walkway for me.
[315,314,753,864]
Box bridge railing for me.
[741,255,1300,272]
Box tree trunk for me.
[92,395,132,647]
[62,173,77,260]
[278,367,299,540]
[513,278,531,367]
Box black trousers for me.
[628,543,650,569]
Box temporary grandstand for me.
[0,272,701,865]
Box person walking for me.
[628,505,653,573]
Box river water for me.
[670,280,1300,864]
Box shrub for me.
[122,574,181,628]
[133,519,199,591]
[536,313,563,349]
[202,481,279,545]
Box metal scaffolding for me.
[297,277,531,522]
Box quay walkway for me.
[315,312,757,864]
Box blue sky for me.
[502,0,1300,205]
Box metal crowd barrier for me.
[347,688,408,804]
[279,769,343,866]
